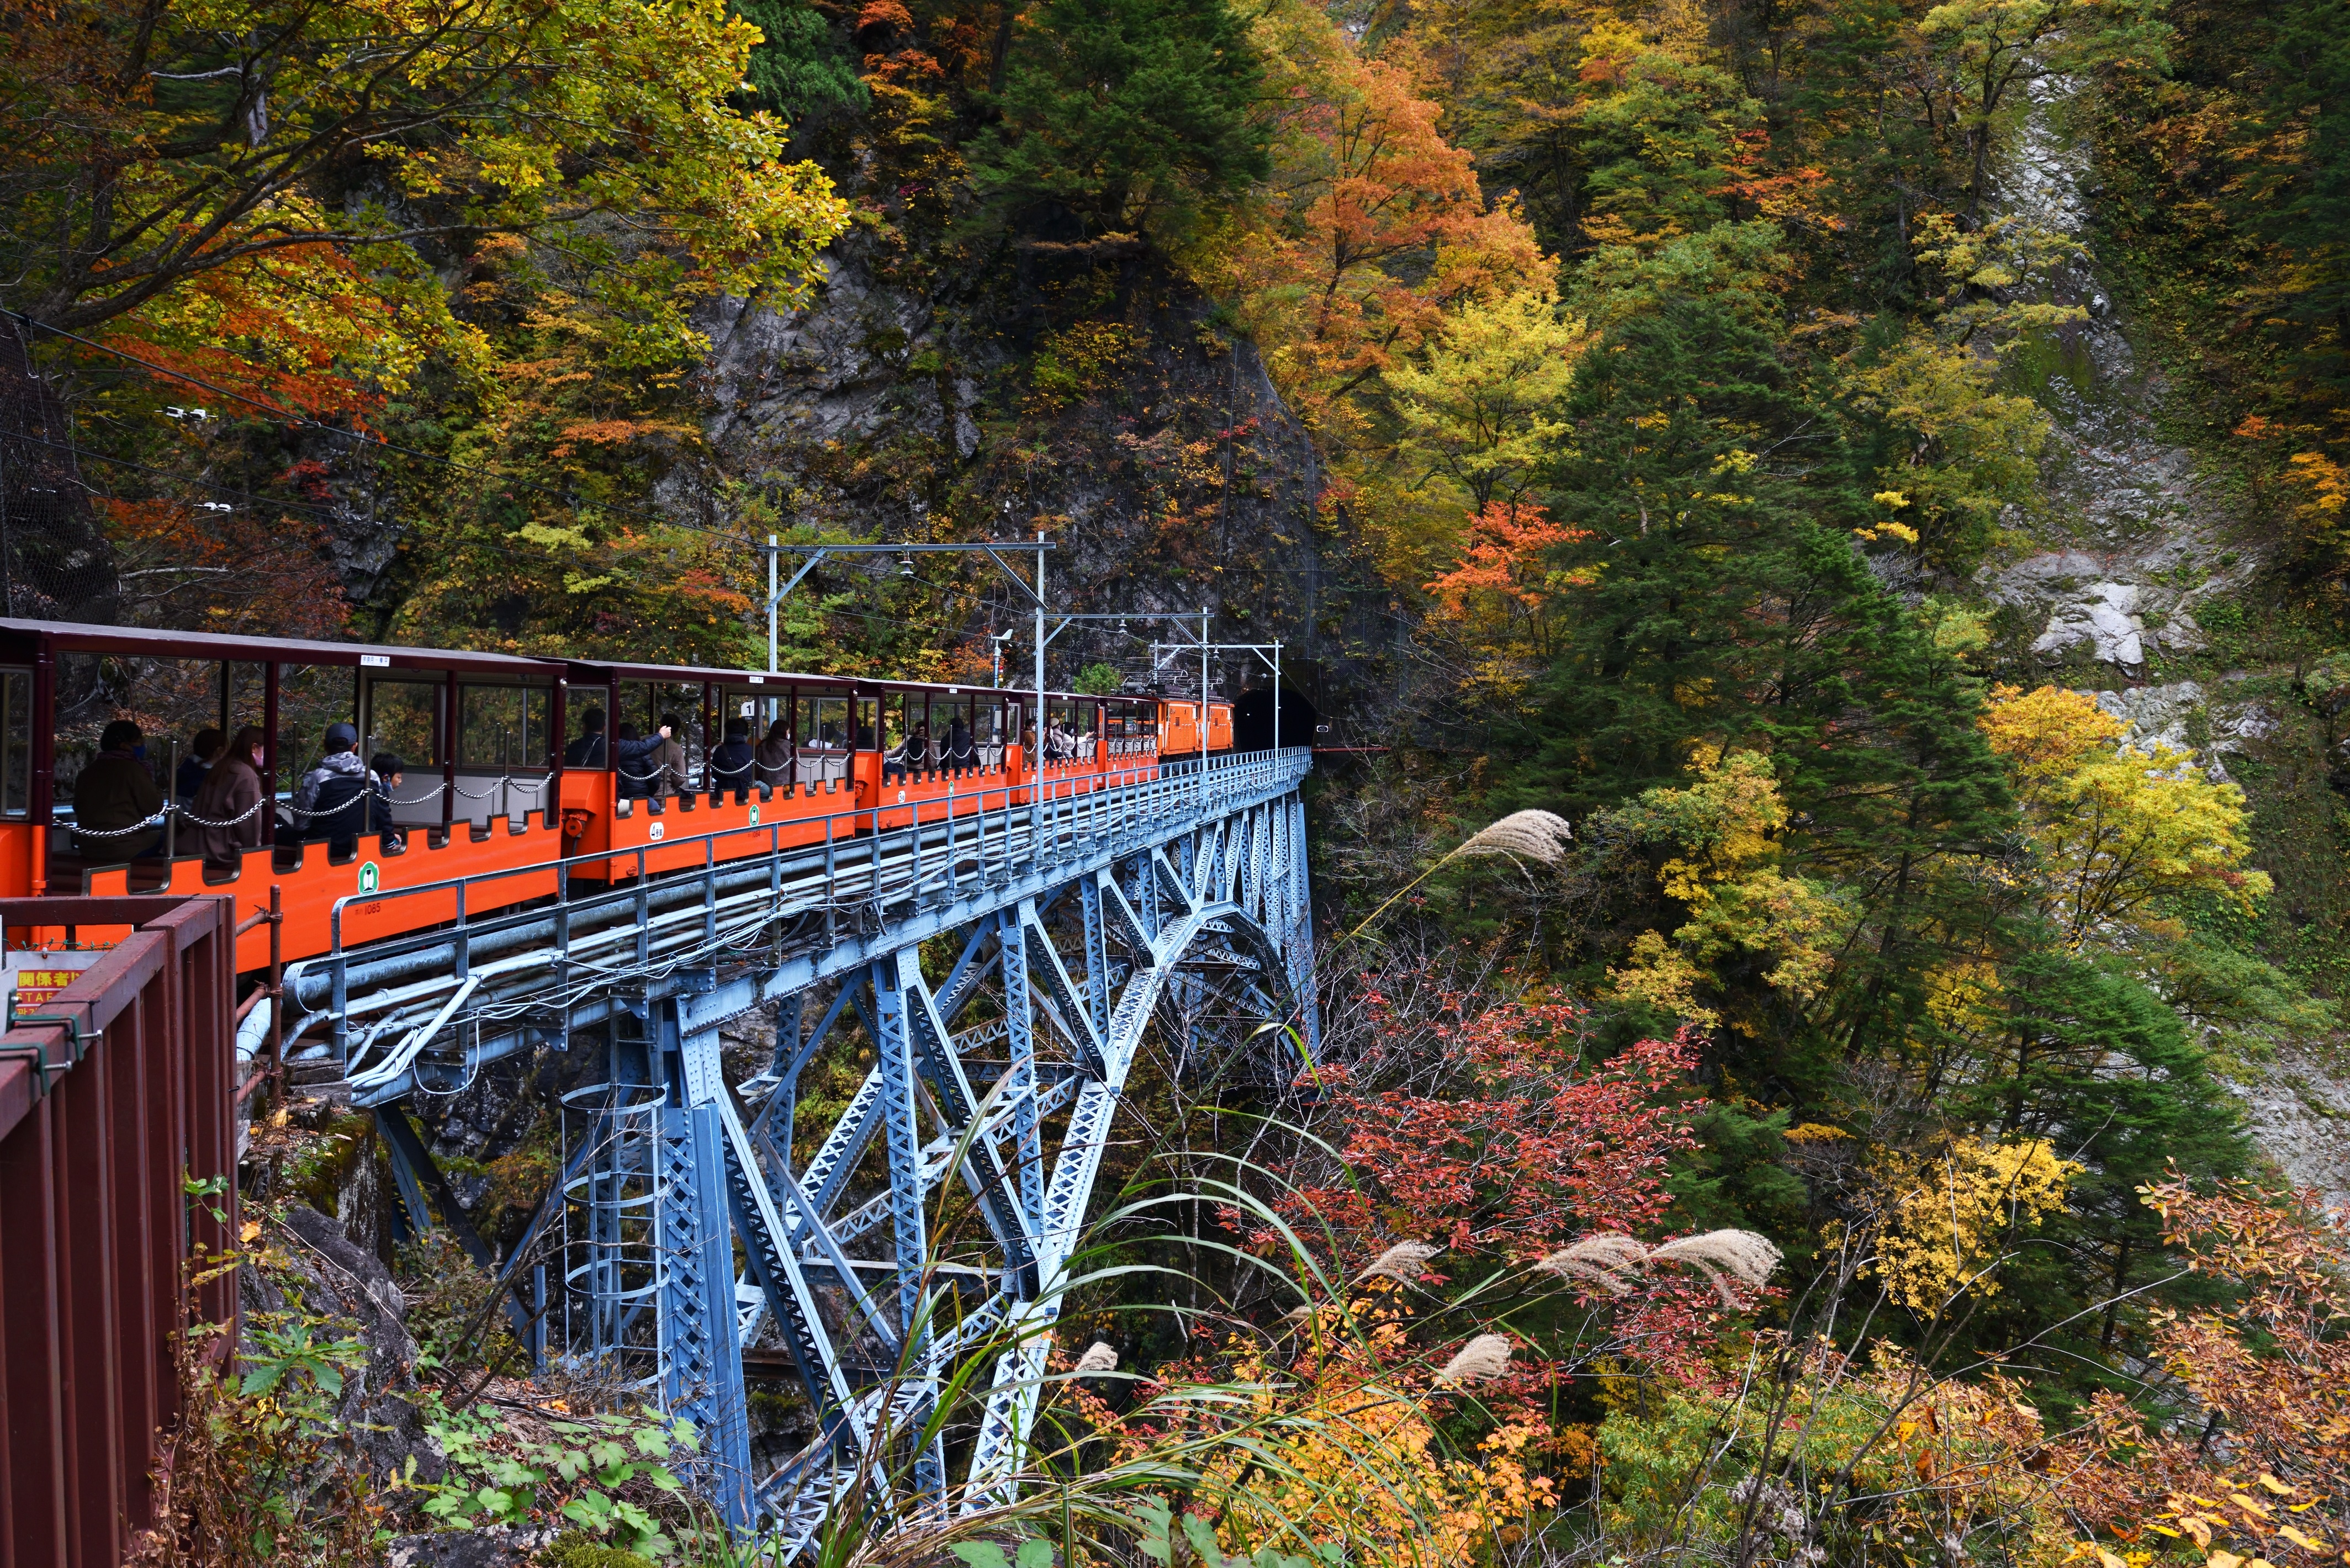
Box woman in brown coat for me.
[192,725,267,870]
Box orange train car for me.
[0,618,1236,977]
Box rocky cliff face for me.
[686,236,1393,729]
[1978,76,2350,1203]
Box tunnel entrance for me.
[1234,684,1319,752]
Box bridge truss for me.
[285,749,1317,1546]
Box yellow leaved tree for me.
[1605,748,1852,1032]
[1871,1137,2080,1311]
[1978,686,2270,947]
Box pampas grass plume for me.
[1535,1233,1648,1294]
[1437,1334,1514,1385]
[1342,811,1573,944]
[1073,1342,1119,1375]
[1453,810,1575,870]
[1354,1240,1439,1285]
[1649,1229,1785,1306]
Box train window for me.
[274,664,357,777]
[804,695,850,749]
[51,652,207,818]
[364,680,442,769]
[458,685,551,771]
[1,669,27,816]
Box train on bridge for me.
[0,617,1237,974]
[0,615,1319,1551]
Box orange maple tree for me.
[1218,38,1552,438]
[1425,500,1590,616]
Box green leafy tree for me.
[1913,0,2171,218]
[0,0,849,342]
[1511,293,2019,1094]
[736,0,870,125]
[1517,293,1872,807]
[968,0,1269,238]
[1946,941,2248,1359]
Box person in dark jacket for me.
[709,718,755,803]
[369,753,409,853]
[615,722,648,799]
[564,707,609,766]
[73,719,164,862]
[294,722,372,859]
[177,728,224,803]
[946,715,973,778]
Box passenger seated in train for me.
[292,722,374,859]
[73,719,165,862]
[755,721,793,787]
[948,714,973,777]
[565,707,670,779]
[565,707,609,766]
[710,718,755,803]
[192,726,266,870]
[892,722,932,783]
[369,754,410,852]
[650,714,689,799]
[177,728,224,803]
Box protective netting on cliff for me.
[0,321,117,624]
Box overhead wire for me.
[2,423,356,525]
[7,308,761,547]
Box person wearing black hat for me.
[294,721,373,859]
[710,717,755,804]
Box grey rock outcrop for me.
[241,1201,443,1487]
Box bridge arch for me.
[321,753,1316,1543]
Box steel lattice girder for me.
[345,756,1314,1550]
[733,797,1310,1546]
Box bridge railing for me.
[289,748,1310,1095]
[0,894,239,1568]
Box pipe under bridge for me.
[284,748,1318,1546]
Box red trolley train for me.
[0,618,1235,974]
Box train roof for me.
[0,619,1185,706]
[0,617,551,678]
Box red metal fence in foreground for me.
[0,896,240,1568]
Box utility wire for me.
[7,309,760,547]
[2,425,353,524]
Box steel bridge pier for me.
[288,750,1317,1546]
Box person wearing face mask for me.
[72,719,165,862]
[177,727,224,803]
[192,725,268,870]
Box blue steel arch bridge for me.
[283,746,1317,1546]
